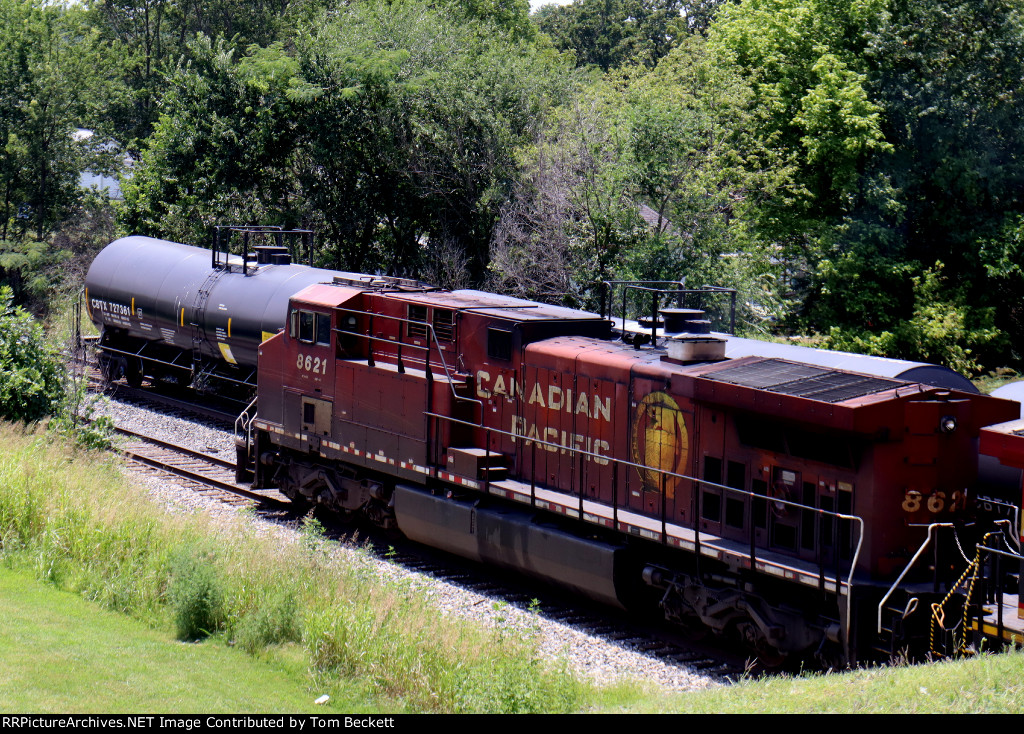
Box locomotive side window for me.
[299,311,315,342]
[488,328,513,361]
[315,313,331,345]
[433,309,455,342]
[408,305,428,339]
[291,309,330,344]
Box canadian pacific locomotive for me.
[85,232,1024,665]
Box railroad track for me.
[113,425,290,509]
[70,347,243,424]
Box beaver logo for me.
[631,391,689,498]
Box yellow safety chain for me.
[929,531,998,658]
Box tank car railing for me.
[599,281,738,339]
[212,225,315,274]
[423,410,864,589]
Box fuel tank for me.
[85,236,366,369]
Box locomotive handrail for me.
[977,496,1021,553]
[334,308,483,416]
[234,396,259,450]
[423,409,865,601]
[599,280,738,337]
[876,522,956,636]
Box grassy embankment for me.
[0,424,588,713]
[3,423,1024,713]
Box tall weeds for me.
[0,425,589,712]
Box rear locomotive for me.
[239,276,1021,664]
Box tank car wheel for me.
[98,354,121,384]
[125,358,144,388]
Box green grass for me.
[0,424,590,713]
[612,652,1024,713]
[8,560,1024,713]
[4,423,1024,714]
[0,568,377,713]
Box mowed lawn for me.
[0,569,380,714]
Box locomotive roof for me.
[697,357,905,404]
[394,289,607,323]
[290,283,607,323]
[526,336,1017,433]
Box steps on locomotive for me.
[484,476,845,594]
[447,447,508,482]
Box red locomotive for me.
[85,232,1024,664]
[238,273,1018,664]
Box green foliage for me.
[48,376,115,452]
[534,0,707,71]
[122,1,568,281]
[490,35,785,326]
[89,0,318,147]
[0,286,64,423]
[978,212,1024,360]
[234,589,301,655]
[169,546,226,641]
[824,263,1003,375]
[0,0,123,243]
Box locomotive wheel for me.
[732,617,787,669]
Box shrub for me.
[234,589,301,654]
[824,263,1003,375]
[169,547,225,640]
[0,286,64,423]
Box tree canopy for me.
[6,0,1024,374]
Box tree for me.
[490,37,785,323]
[0,286,63,423]
[120,37,307,246]
[864,0,1024,288]
[0,1,121,244]
[534,0,698,71]
[121,1,569,282]
[89,0,317,146]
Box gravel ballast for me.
[92,391,723,693]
